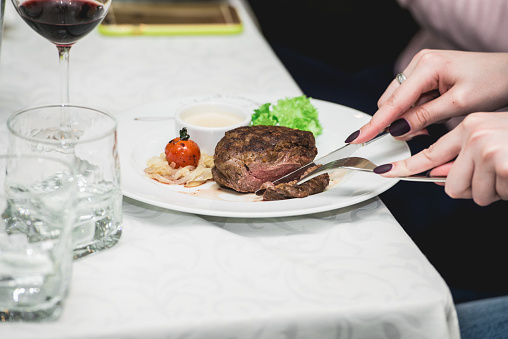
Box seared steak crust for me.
[212,125,317,193]
[259,164,330,201]
[261,173,330,201]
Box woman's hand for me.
[347,50,508,144]
[375,112,508,206]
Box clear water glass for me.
[0,154,77,321]
[7,104,123,260]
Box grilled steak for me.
[212,125,318,193]
[260,166,330,201]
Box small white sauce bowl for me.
[174,101,251,156]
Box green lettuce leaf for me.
[250,95,323,136]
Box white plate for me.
[117,95,410,218]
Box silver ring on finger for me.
[396,72,407,85]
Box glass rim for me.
[7,104,118,145]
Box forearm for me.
[397,0,508,52]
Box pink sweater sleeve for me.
[395,0,508,71]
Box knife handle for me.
[315,129,389,166]
[364,129,389,146]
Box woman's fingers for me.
[352,58,444,143]
[496,167,508,201]
[354,83,475,144]
[445,113,508,205]
[377,78,401,108]
[470,160,498,205]
[376,112,508,206]
[351,77,438,143]
[429,162,453,177]
[350,51,508,144]
[374,125,462,178]
[443,149,474,201]
[391,87,472,137]
[428,162,453,186]
[413,90,441,108]
[377,50,437,108]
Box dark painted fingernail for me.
[389,119,411,137]
[374,164,393,174]
[345,130,360,143]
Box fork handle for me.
[396,175,446,183]
[340,168,447,183]
[298,167,446,185]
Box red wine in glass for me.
[12,0,110,111]
[17,0,106,46]
[12,0,110,136]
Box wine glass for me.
[11,0,111,105]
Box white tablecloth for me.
[0,1,459,338]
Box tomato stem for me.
[179,127,190,141]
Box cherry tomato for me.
[165,128,201,168]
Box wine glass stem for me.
[57,45,71,104]
[57,45,72,134]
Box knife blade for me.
[254,129,389,196]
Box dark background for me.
[246,0,419,114]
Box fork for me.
[296,157,447,185]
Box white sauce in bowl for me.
[183,111,244,127]
[174,101,251,155]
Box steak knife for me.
[255,129,389,195]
